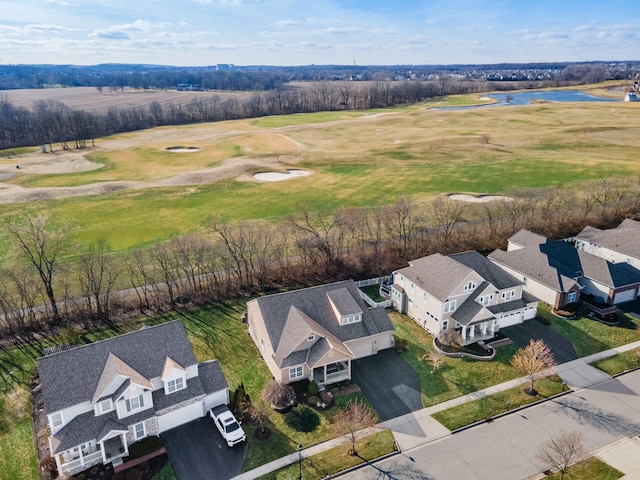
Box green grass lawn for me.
[0,418,38,480]
[538,306,640,357]
[390,311,521,406]
[254,429,395,480]
[151,462,178,480]
[545,456,623,480]
[591,348,640,376]
[432,376,568,431]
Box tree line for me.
[1,175,639,341]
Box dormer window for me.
[97,398,113,415]
[341,314,361,325]
[167,377,185,394]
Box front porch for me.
[458,320,496,346]
[56,432,128,476]
[313,360,351,386]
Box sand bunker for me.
[449,194,513,203]
[166,146,200,152]
[253,169,310,182]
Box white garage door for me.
[203,390,228,415]
[614,289,637,304]
[157,401,203,433]
[499,311,523,328]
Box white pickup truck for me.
[210,405,246,447]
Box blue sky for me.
[0,0,638,66]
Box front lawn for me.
[538,305,640,357]
[390,311,521,406]
[432,376,568,431]
[591,348,640,376]
[544,456,623,480]
[254,429,395,480]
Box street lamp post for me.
[297,443,303,480]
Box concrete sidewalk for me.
[232,339,640,480]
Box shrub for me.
[39,456,57,475]
[438,329,462,347]
[394,337,409,352]
[128,435,163,458]
[263,380,296,409]
[307,395,320,405]
[307,380,319,396]
[290,378,310,394]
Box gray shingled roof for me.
[152,376,205,413]
[578,250,640,288]
[326,288,362,316]
[450,251,522,290]
[508,229,547,248]
[198,360,229,395]
[38,321,197,413]
[490,229,640,293]
[250,280,394,369]
[577,219,640,260]
[396,253,475,301]
[451,296,491,327]
[489,233,581,293]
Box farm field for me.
[0,92,639,252]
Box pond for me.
[433,90,620,110]
[0,173,14,180]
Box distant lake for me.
[433,90,619,110]
[489,90,617,105]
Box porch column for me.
[461,327,467,342]
[324,364,327,384]
[347,359,351,379]
[469,326,475,339]
[78,444,85,467]
[482,322,488,335]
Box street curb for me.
[324,451,400,479]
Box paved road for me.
[352,349,423,421]
[162,416,247,480]
[336,370,640,480]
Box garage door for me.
[157,401,203,433]
[614,289,637,304]
[202,390,228,415]
[499,311,523,328]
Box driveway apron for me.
[351,349,422,421]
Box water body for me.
[433,90,619,110]
[0,174,14,180]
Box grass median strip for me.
[591,348,640,376]
[432,376,568,431]
[254,429,395,480]
[545,457,623,480]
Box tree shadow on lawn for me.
[349,453,433,480]
[552,397,640,436]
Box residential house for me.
[247,280,394,386]
[489,229,640,308]
[391,251,538,346]
[38,321,230,476]
[575,220,640,278]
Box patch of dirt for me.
[449,193,513,203]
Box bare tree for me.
[77,239,120,323]
[421,351,445,373]
[535,431,585,480]
[431,195,466,253]
[438,328,462,347]
[262,380,295,410]
[5,214,71,324]
[332,399,378,455]
[511,339,556,395]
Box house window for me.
[307,335,315,341]
[463,281,477,292]
[480,294,493,306]
[567,291,577,303]
[167,377,185,393]
[289,366,304,380]
[125,394,144,412]
[410,282,415,293]
[51,412,63,429]
[423,292,429,302]
[98,399,113,414]
[501,290,515,302]
[443,300,456,313]
[523,276,528,285]
[134,422,146,440]
[442,320,448,330]
[399,275,404,286]
[341,314,361,325]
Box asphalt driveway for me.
[161,416,247,480]
[351,349,422,421]
[502,319,578,364]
